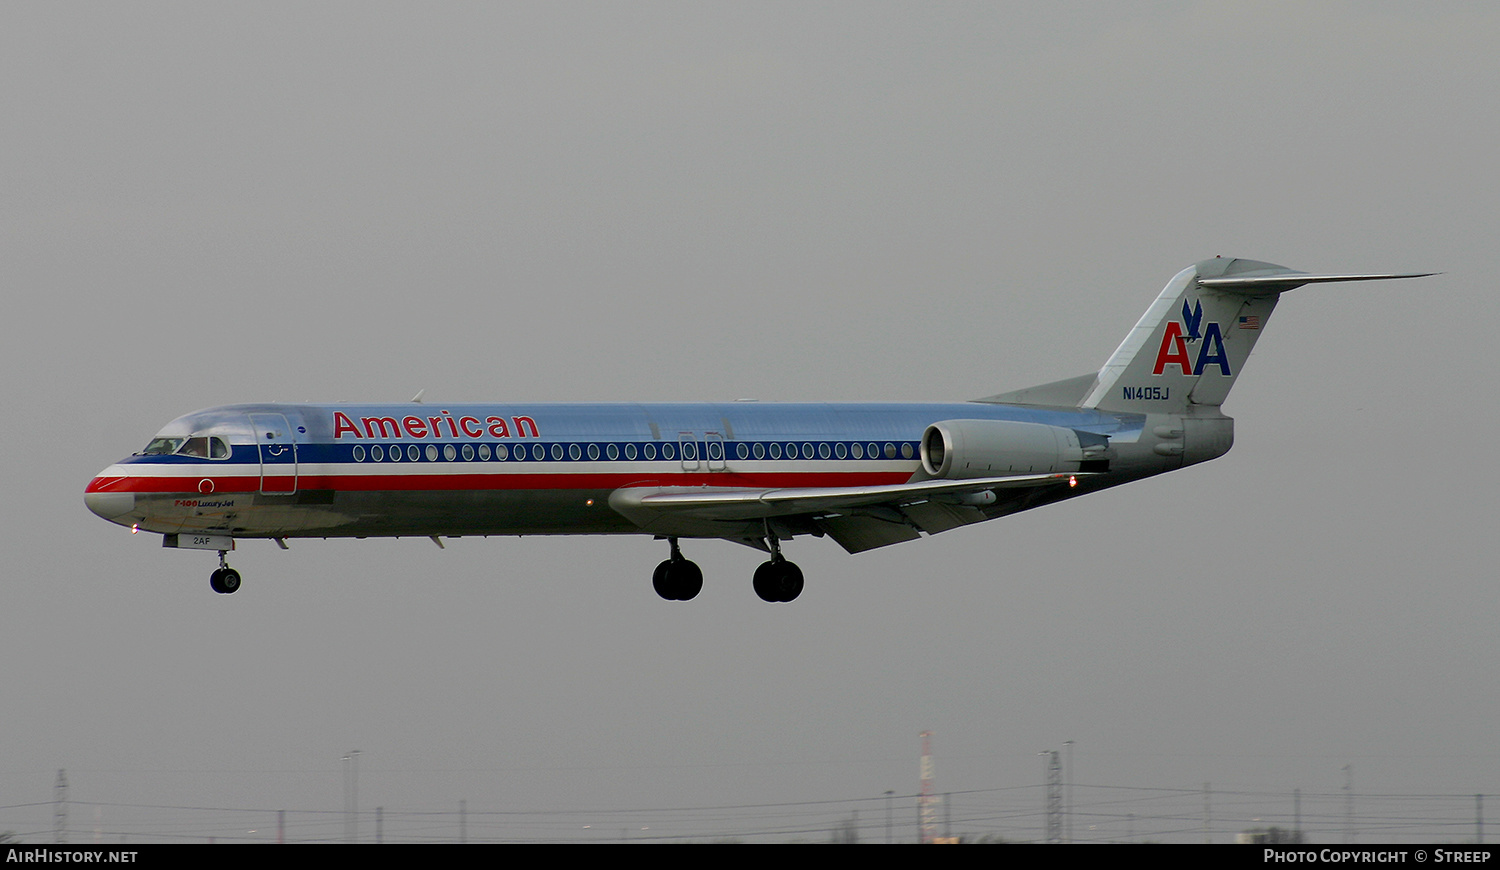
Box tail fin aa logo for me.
[1152,298,1231,377]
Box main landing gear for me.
[209,550,241,594]
[752,532,803,603]
[653,537,703,601]
[652,534,804,602]
[752,556,803,603]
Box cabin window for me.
[587,443,600,461]
[625,443,637,460]
[606,444,619,460]
[389,444,402,462]
[371,445,385,461]
[643,443,656,460]
[802,442,814,459]
[444,444,458,461]
[477,444,490,461]
[353,445,366,462]
[568,444,582,460]
[753,442,765,460]
[834,442,847,460]
[408,445,420,462]
[426,445,440,462]
[850,443,863,460]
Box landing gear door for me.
[250,413,298,494]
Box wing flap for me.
[816,514,923,553]
[618,472,1085,521]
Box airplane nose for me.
[85,477,135,522]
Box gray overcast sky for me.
[3,1,1497,843]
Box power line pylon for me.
[918,731,940,843]
[1043,751,1062,843]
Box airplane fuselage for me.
[85,400,1181,545]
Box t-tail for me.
[1078,257,1433,414]
[981,258,1433,469]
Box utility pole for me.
[343,750,361,844]
[1343,765,1354,844]
[53,770,68,844]
[1063,740,1074,844]
[1043,750,1062,843]
[1203,782,1212,844]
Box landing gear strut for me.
[652,537,703,601]
[209,550,241,594]
[752,528,803,602]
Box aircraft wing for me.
[609,473,1090,553]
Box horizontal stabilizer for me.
[1197,271,1437,292]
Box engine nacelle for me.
[920,419,1102,479]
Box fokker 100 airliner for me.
[85,258,1431,601]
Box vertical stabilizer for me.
[1080,258,1432,413]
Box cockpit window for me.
[179,437,211,458]
[139,436,230,459]
[141,437,185,455]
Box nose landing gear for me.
[209,550,241,594]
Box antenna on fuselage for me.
[410,389,425,403]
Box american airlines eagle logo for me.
[1152,299,1232,376]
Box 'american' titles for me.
[333,410,540,441]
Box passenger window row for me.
[348,441,917,463]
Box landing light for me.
[1068,475,1077,488]
[131,523,139,534]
